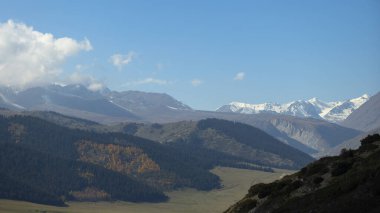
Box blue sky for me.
[0,0,379,110]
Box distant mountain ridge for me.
[216,94,369,123]
[115,118,314,170]
[0,84,192,123]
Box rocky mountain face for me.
[216,94,369,123]
[225,134,380,213]
[265,116,361,155]
[342,92,380,132]
[198,113,362,157]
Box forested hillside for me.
[119,118,314,170]
[0,115,220,205]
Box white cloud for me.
[87,82,104,92]
[68,72,105,91]
[124,77,169,86]
[110,52,136,69]
[234,72,245,80]
[0,20,92,89]
[191,79,202,87]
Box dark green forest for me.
[0,115,219,205]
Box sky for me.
[0,0,379,110]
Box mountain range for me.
[0,84,371,157]
[216,94,369,123]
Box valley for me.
[0,167,292,213]
[1,3,379,212]
[0,88,379,211]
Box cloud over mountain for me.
[0,20,92,89]
[110,52,136,69]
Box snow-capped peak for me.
[308,97,318,102]
[216,94,370,123]
[350,94,369,106]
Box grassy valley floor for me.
[0,167,292,213]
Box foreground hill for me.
[225,134,380,213]
[116,118,314,170]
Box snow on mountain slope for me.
[307,97,341,117]
[0,92,25,110]
[220,102,285,114]
[323,94,369,122]
[285,100,321,119]
[216,94,369,123]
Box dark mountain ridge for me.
[117,118,314,170]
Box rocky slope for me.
[203,113,361,157]
[225,134,380,213]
